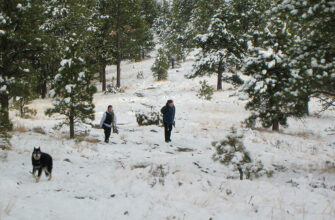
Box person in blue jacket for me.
[161,100,176,143]
[100,105,118,143]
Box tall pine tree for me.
[45,0,97,139]
[188,2,245,90]
[243,9,305,131]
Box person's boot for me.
[105,139,109,143]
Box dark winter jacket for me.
[161,104,175,124]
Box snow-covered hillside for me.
[1,55,335,220]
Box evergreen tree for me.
[151,48,169,81]
[0,0,45,129]
[190,0,222,35]
[32,0,65,99]
[108,0,154,88]
[46,39,97,139]
[154,0,195,68]
[188,0,270,91]
[275,0,335,112]
[0,107,11,148]
[91,0,117,91]
[188,3,245,90]
[243,12,305,131]
[139,0,159,28]
[45,0,97,139]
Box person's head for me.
[167,100,174,107]
[107,105,113,113]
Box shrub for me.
[136,112,160,126]
[137,71,144,79]
[212,127,272,180]
[12,96,37,118]
[197,80,214,100]
[104,84,125,94]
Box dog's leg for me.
[32,167,37,179]
[48,172,52,181]
[44,168,52,181]
[36,168,42,183]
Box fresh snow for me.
[0,53,335,220]
[60,59,72,67]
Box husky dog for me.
[31,147,53,183]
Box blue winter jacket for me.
[161,104,175,124]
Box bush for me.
[222,74,244,87]
[137,71,144,79]
[212,127,272,180]
[104,84,125,94]
[12,96,37,118]
[136,112,160,126]
[197,80,214,100]
[151,49,169,81]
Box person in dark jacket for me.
[161,100,175,143]
[100,105,117,143]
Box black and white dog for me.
[31,147,53,183]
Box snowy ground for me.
[1,54,335,220]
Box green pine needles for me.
[46,39,97,139]
[197,80,214,100]
[212,127,272,180]
[152,49,169,81]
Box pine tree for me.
[0,0,45,129]
[32,0,65,99]
[108,0,154,88]
[0,107,11,148]
[274,0,335,112]
[138,0,159,28]
[188,3,245,90]
[151,49,169,81]
[46,39,97,139]
[154,0,195,68]
[243,11,305,131]
[190,0,222,35]
[90,0,117,91]
[45,0,97,139]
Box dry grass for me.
[320,162,335,174]
[0,145,12,151]
[131,163,150,170]
[13,124,28,133]
[32,127,46,135]
[253,128,321,139]
[84,138,100,144]
[4,199,16,216]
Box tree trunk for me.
[141,48,145,60]
[303,96,310,116]
[41,80,47,99]
[272,119,279,131]
[101,63,106,91]
[0,94,11,130]
[217,60,223,90]
[69,115,74,139]
[116,0,121,88]
[20,103,24,118]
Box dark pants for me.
[103,125,111,142]
[164,122,173,142]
